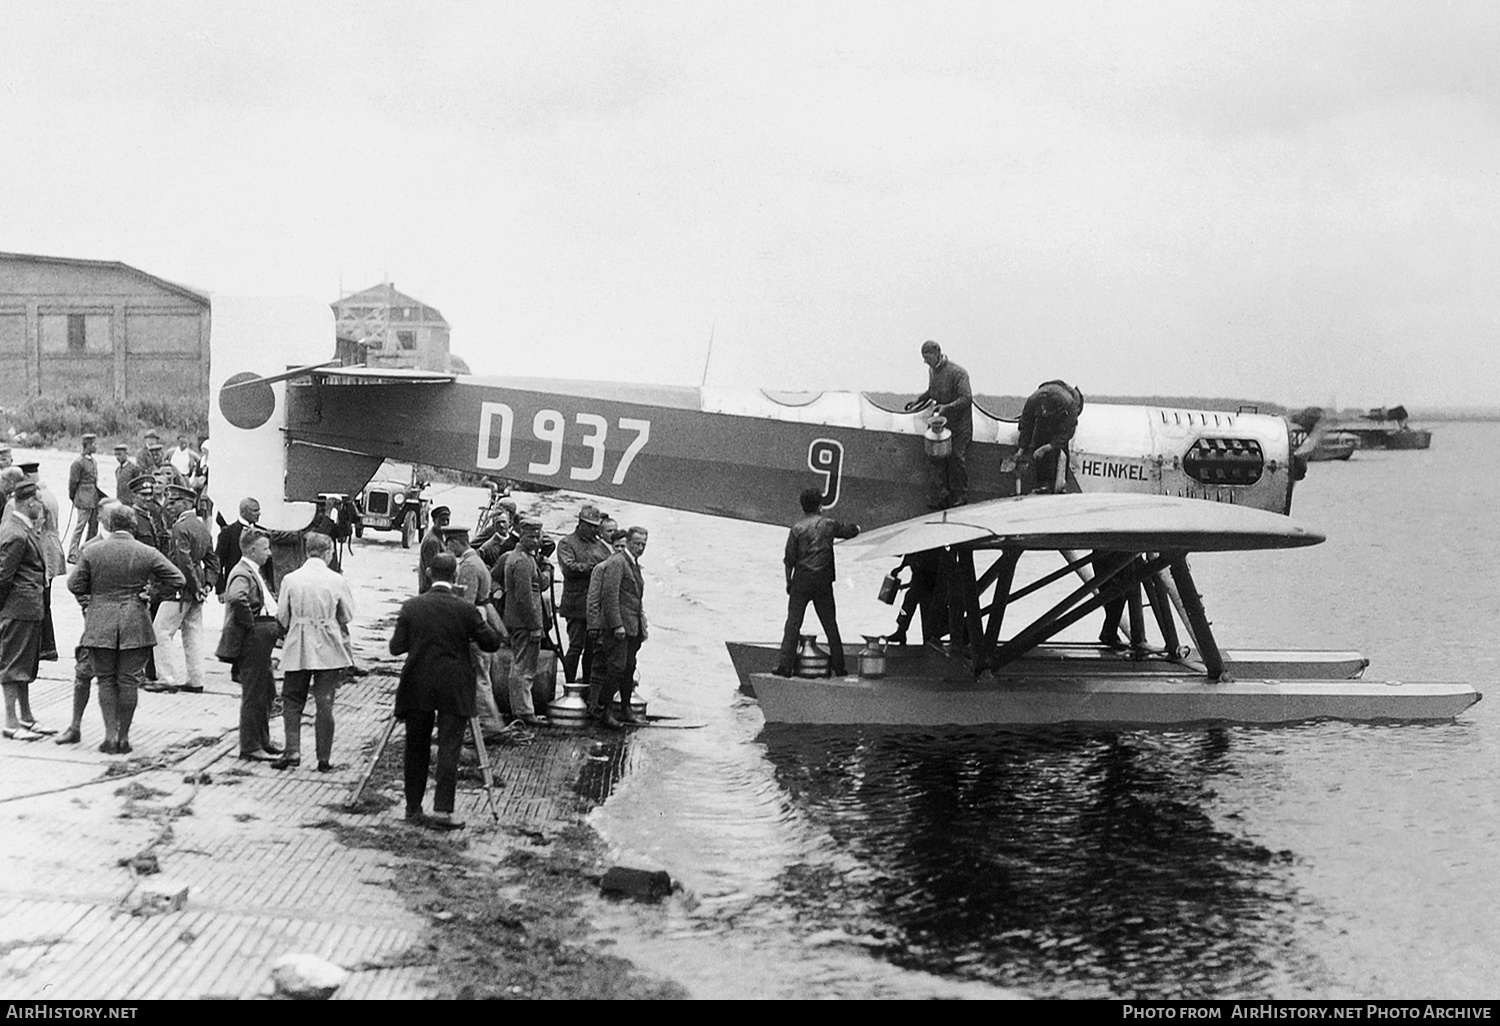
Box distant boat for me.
[1336,405,1433,451]
[1308,430,1358,461]
[1289,427,1358,462]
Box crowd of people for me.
[0,432,654,834]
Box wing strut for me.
[925,544,1230,682]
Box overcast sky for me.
[2,0,1496,407]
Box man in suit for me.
[214,497,270,599]
[0,482,53,741]
[67,432,103,562]
[390,553,502,830]
[274,532,354,772]
[595,525,651,725]
[153,486,218,693]
[585,528,628,727]
[67,504,184,754]
[216,526,283,760]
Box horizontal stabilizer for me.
[853,493,1324,560]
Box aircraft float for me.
[208,296,1480,727]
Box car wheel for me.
[401,511,417,548]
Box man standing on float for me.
[773,487,860,678]
[904,340,973,509]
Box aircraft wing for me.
[852,493,1324,561]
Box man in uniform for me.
[417,505,450,594]
[19,463,63,662]
[0,482,52,741]
[904,340,974,509]
[69,504,183,754]
[389,553,501,830]
[1016,380,1085,495]
[112,443,139,507]
[556,504,611,687]
[773,487,861,678]
[136,430,163,474]
[67,432,103,562]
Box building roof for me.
[333,282,447,326]
[0,251,210,305]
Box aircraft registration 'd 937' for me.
[206,297,1480,727]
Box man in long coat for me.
[416,505,450,594]
[389,553,501,830]
[556,503,611,686]
[500,525,547,726]
[0,482,52,740]
[68,504,184,753]
[274,532,354,771]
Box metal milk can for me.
[924,415,953,458]
[795,634,831,678]
[858,635,888,679]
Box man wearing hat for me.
[18,463,64,663]
[112,443,139,506]
[389,552,502,830]
[136,430,163,474]
[67,433,103,562]
[153,485,217,693]
[903,340,974,509]
[417,505,451,594]
[444,526,506,733]
[500,520,549,727]
[557,504,612,687]
[0,481,53,740]
[69,504,184,754]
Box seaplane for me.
[208,296,1480,728]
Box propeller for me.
[1289,406,1329,481]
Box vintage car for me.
[356,461,431,547]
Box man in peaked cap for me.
[1,481,53,740]
[19,463,64,664]
[136,430,162,473]
[904,339,974,510]
[112,443,139,507]
[417,506,451,594]
[556,503,611,688]
[443,525,506,733]
[67,433,103,562]
[500,522,548,727]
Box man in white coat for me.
[273,532,354,771]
